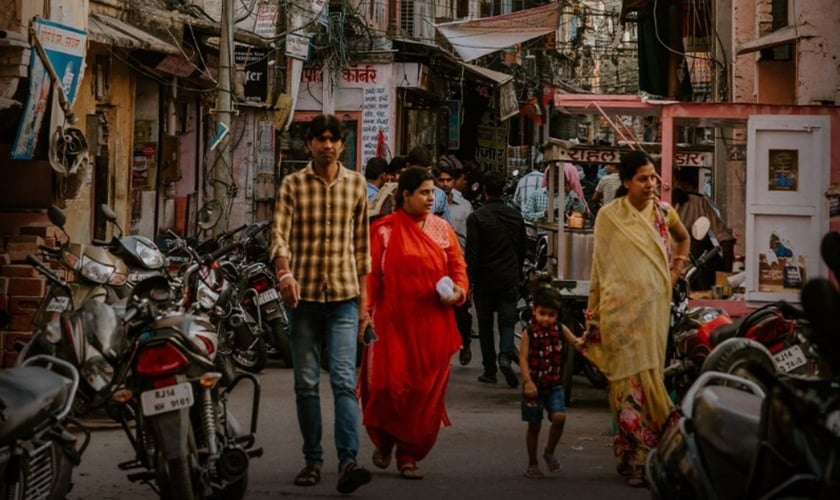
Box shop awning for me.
[435,4,561,62]
[88,12,180,55]
[736,24,815,55]
[459,62,513,86]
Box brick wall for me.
[0,223,59,367]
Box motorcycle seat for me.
[709,318,743,346]
[0,366,71,444]
[693,385,762,477]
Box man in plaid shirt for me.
[270,114,372,494]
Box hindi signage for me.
[286,32,311,61]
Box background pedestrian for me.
[466,172,526,388]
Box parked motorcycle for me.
[21,206,126,355]
[238,222,292,368]
[702,300,824,379]
[662,216,733,401]
[111,272,262,499]
[0,354,91,499]
[646,231,840,499]
[95,203,167,287]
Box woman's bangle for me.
[673,255,690,265]
[277,272,294,284]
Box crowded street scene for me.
[1,0,839,499]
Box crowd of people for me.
[269,114,732,493]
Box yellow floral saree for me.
[581,196,678,473]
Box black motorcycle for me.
[112,273,262,499]
[0,354,91,499]
[646,231,840,499]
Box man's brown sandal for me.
[294,463,321,486]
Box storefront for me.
[550,94,840,309]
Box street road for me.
[70,358,649,499]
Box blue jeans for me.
[473,285,518,375]
[287,299,360,467]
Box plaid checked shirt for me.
[270,163,371,302]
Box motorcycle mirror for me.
[197,200,223,231]
[100,204,117,222]
[691,216,711,241]
[99,204,123,236]
[47,205,66,228]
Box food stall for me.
[546,94,840,316]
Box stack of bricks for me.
[0,225,58,368]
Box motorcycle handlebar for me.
[25,254,69,290]
[92,238,111,246]
[203,242,241,264]
[694,245,722,270]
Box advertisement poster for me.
[755,217,809,293]
[132,120,157,191]
[827,183,840,222]
[12,18,87,159]
[768,149,799,191]
[234,44,268,102]
[475,110,508,174]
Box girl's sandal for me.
[542,452,561,473]
[372,449,391,469]
[399,463,425,480]
[523,465,545,479]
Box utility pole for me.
[213,0,235,235]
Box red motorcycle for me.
[703,300,826,379]
[664,217,733,401]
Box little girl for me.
[519,275,577,479]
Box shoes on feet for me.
[399,463,425,480]
[459,345,472,366]
[372,449,391,469]
[477,373,497,384]
[336,461,371,494]
[499,363,519,388]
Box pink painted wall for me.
[732,0,840,105]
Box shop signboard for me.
[476,110,508,174]
[234,44,268,102]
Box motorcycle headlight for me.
[79,255,116,284]
[136,240,165,269]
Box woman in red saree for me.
[359,167,468,480]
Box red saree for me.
[359,209,468,465]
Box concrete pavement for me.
[70,358,650,499]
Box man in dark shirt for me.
[466,172,527,388]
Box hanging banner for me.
[12,17,87,160]
[435,4,560,62]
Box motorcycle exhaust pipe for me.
[218,446,249,481]
[228,312,256,350]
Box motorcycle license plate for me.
[140,382,194,416]
[46,296,70,312]
[773,344,808,373]
[258,288,279,305]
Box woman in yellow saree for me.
[580,151,690,487]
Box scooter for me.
[646,231,840,499]
[0,354,91,499]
